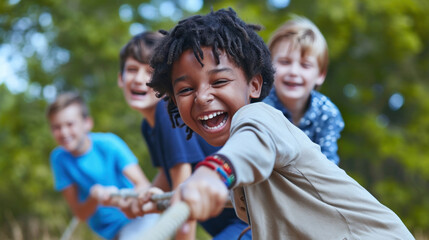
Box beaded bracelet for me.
[211,155,236,188]
[195,160,216,171]
[196,155,236,188]
[217,168,235,187]
[195,156,235,188]
[205,156,232,175]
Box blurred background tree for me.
[1,0,428,239]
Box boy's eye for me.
[212,79,229,86]
[301,62,312,68]
[177,87,193,96]
[126,67,138,73]
[278,59,291,65]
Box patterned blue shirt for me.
[263,89,344,165]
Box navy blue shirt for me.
[141,100,219,186]
[263,89,344,165]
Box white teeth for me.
[198,111,227,130]
[205,118,227,130]
[198,111,224,120]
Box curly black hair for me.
[148,8,274,139]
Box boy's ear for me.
[316,72,326,86]
[249,74,263,99]
[84,117,94,132]
[117,73,124,88]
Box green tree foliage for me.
[1,0,428,238]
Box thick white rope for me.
[140,201,190,240]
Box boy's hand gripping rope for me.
[110,190,191,240]
[110,189,174,211]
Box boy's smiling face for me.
[171,47,262,146]
[49,104,92,156]
[272,40,325,104]
[118,57,160,115]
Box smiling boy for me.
[143,8,415,239]
[117,31,251,239]
[47,92,158,240]
[263,16,344,164]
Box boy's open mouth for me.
[198,111,228,130]
[284,81,303,87]
[131,89,147,96]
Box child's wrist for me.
[195,154,236,189]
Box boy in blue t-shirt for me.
[117,31,251,239]
[263,16,344,164]
[47,92,158,240]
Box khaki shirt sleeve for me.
[218,103,300,187]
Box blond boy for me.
[264,16,344,164]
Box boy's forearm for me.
[151,169,171,192]
[62,188,98,221]
[123,164,151,189]
[74,197,99,221]
[170,163,192,189]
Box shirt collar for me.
[269,89,323,127]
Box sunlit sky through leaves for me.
[1,0,403,117]
[1,0,292,97]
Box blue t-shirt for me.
[263,89,344,165]
[50,132,137,239]
[141,101,250,238]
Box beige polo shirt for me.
[218,103,414,240]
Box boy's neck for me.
[70,135,92,156]
[139,106,157,128]
[279,96,309,125]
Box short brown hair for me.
[119,31,163,75]
[46,92,89,119]
[268,16,329,75]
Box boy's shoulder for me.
[50,145,69,160]
[90,132,123,144]
[310,91,341,116]
[234,102,287,124]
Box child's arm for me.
[123,163,151,189]
[62,184,116,221]
[151,168,171,192]
[116,163,152,218]
[169,163,192,188]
